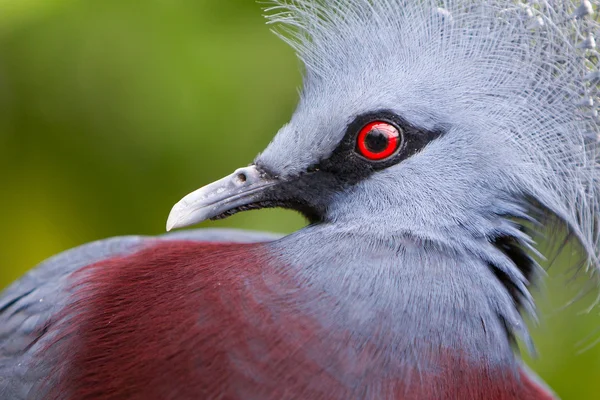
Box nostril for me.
[236,173,247,184]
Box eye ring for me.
[356,121,401,161]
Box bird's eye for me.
[356,121,401,161]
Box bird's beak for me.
[166,165,277,231]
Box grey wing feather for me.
[0,228,280,399]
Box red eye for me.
[356,121,401,160]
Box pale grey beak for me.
[166,165,277,231]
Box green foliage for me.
[0,1,598,397]
[0,0,304,284]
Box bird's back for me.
[1,230,555,400]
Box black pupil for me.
[364,129,390,153]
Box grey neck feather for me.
[269,223,530,367]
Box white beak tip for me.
[165,204,185,232]
[165,217,177,232]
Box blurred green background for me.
[0,1,599,398]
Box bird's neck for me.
[269,225,531,366]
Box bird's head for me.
[168,0,600,282]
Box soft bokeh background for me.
[0,1,599,398]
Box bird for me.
[1,0,599,398]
